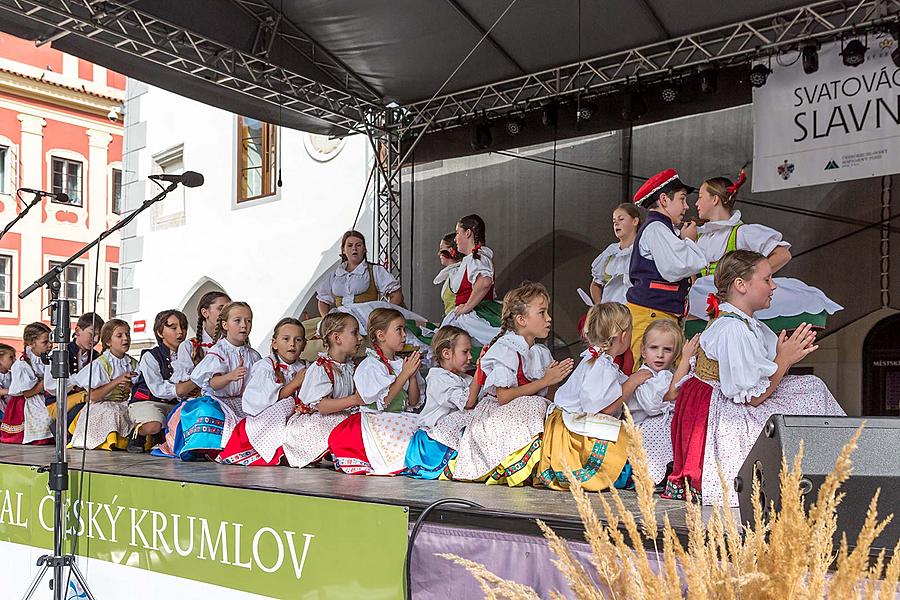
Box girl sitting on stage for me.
[173,290,230,383]
[328,308,422,476]
[686,170,841,336]
[539,303,646,491]
[283,312,363,469]
[625,320,697,485]
[218,317,307,466]
[440,214,502,347]
[70,320,137,450]
[665,251,845,507]
[44,312,103,433]
[452,282,574,486]
[434,232,463,318]
[128,310,195,453]
[404,326,475,480]
[1,322,53,445]
[0,344,14,420]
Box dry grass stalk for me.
[442,419,900,599]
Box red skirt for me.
[0,396,53,445]
[327,413,371,474]
[662,377,713,501]
[217,419,284,466]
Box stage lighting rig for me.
[749,63,772,88]
[505,115,525,136]
[698,65,717,94]
[801,41,819,74]
[841,38,868,67]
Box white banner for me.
[752,34,900,192]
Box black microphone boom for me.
[19,188,69,202]
[148,171,204,188]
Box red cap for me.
[633,169,696,207]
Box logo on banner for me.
[824,160,840,170]
[777,160,795,180]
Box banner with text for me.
[753,34,900,192]
[0,464,408,599]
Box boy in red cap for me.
[626,169,708,360]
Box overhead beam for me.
[445,0,526,75]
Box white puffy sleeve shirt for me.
[554,349,627,414]
[480,332,553,398]
[10,348,45,396]
[315,262,401,305]
[190,339,262,399]
[242,355,307,416]
[638,220,708,281]
[72,351,137,392]
[699,303,778,404]
[591,242,633,304]
[626,365,675,424]
[449,246,496,292]
[137,349,179,402]
[354,351,424,411]
[298,354,355,409]
[418,368,473,430]
[697,211,790,262]
[173,329,214,383]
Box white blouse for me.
[418,367,473,431]
[137,348,179,402]
[479,332,553,398]
[242,354,307,416]
[190,339,262,400]
[447,246,495,294]
[72,350,138,391]
[697,211,790,263]
[555,349,627,414]
[315,262,400,305]
[354,349,424,411]
[637,218,708,282]
[626,365,675,424]
[699,302,778,404]
[298,353,356,409]
[10,348,46,396]
[590,242,633,304]
[433,263,460,287]
[173,328,214,383]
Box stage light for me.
[660,82,679,103]
[621,91,646,121]
[542,101,559,128]
[576,101,596,122]
[470,121,492,150]
[749,64,771,88]
[698,65,717,94]
[841,39,867,67]
[801,41,819,74]
[505,115,525,136]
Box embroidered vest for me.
[626,211,693,315]
[130,345,176,405]
[693,312,751,383]
[99,354,137,403]
[701,223,743,277]
[335,263,379,306]
[455,266,495,306]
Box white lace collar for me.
[433,263,460,284]
[699,210,743,234]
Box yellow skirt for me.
[45,391,86,421]
[438,436,543,487]
[537,409,630,492]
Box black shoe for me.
[127,434,146,453]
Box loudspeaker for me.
[736,415,900,555]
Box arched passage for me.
[177,277,231,337]
[862,314,900,416]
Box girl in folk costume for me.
[686,170,841,337]
[283,312,363,468]
[539,303,646,491]
[217,318,308,466]
[44,312,104,432]
[328,308,423,475]
[70,320,137,450]
[175,301,261,460]
[173,290,230,382]
[434,232,463,318]
[0,344,15,419]
[127,310,196,453]
[452,283,574,486]
[0,323,53,444]
[626,169,708,360]
[625,320,698,485]
[404,326,475,479]
[440,214,503,347]
[664,251,844,507]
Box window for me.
[51,157,83,206]
[0,254,11,312]
[109,267,119,318]
[0,146,7,194]
[237,116,277,202]
[49,261,84,315]
[111,168,122,214]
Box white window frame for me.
[0,253,13,313]
[108,266,119,318]
[48,259,85,315]
[108,162,123,215]
[45,149,88,208]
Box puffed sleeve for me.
[737,224,791,256]
[190,351,227,390]
[480,343,519,390]
[315,269,337,304]
[703,320,777,404]
[630,370,673,418]
[639,222,708,281]
[465,252,494,282]
[298,363,335,408]
[241,359,281,416]
[524,344,553,382]
[354,357,397,410]
[372,264,401,295]
[70,359,112,391]
[9,361,40,396]
[591,244,617,284]
[138,352,178,401]
[172,339,195,381]
[43,364,74,396]
[432,371,472,411]
[577,359,625,414]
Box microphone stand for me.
[18,181,177,600]
[0,192,42,241]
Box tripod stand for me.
[18,181,178,600]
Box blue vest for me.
[626,211,691,315]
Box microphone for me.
[148,171,204,188]
[18,188,70,203]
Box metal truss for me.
[0,0,383,133]
[399,0,900,134]
[370,119,403,279]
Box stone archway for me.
[862,314,900,416]
[177,277,230,337]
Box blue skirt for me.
[404,429,456,480]
[151,396,224,461]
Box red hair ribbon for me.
[471,243,482,259]
[373,344,395,376]
[588,346,601,360]
[706,293,720,318]
[315,355,336,386]
[726,169,747,196]
[190,338,213,350]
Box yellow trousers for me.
[626,303,679,364]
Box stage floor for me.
[0,445,697,543]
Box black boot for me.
[127,434,147,453]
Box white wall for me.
[118,81,372,350]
